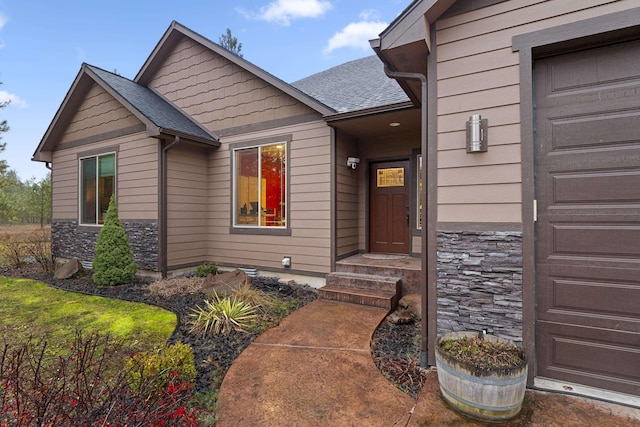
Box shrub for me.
[92,196,137,286]
[233,284,275,313]
[0,234,26,268]
[0,332,198,426]
[196,262,218,277]
[25,229,54,273]
[127,342,197,392]
[189,294,257,335]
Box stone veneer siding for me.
[437,231,523,343]
[52,221,159,272]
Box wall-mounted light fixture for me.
[347,157,360,170]
[466,114,488,153]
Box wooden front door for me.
[534,40,640,395]
[369,161,410,254]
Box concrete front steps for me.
[319,271,401,311]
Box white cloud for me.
[241,0,333,26]
[0,91,28,108]
[324,16,388,53]
[0,12,7,30]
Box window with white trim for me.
[80,153,115,225]
[233,143,286,228]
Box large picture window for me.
[80,153,115,225]
[234,143,286,228]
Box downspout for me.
[160,136,180,278]
[383,66,430,368]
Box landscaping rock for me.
[53,258,83,280]
[399,293,421,320]
[388,308,414,325]
[202,269,251,297]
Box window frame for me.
[78,151,117,227]
[230,135,291,236]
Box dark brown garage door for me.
[535,40,640,396]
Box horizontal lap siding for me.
[52,132,159,220]
[435,0,634,223]
[336,132,359,257]
[167,145,208,267]
[148,37,315,130]
[60,84,140,145]
[208,121,332,274]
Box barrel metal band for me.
[440,384,523,412]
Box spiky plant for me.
[188,294,257,335]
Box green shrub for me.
[127,342,196,392]
[196,262,218,277]
[189,294,257,335]
[92,196,137,286]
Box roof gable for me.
[135,21,335,116]
[33,64,218,162]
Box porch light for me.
[466,114,488,153]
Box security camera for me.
[347,157,360,169]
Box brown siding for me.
[434,0,635,223]
[51,132,159,221]
[167,144,209,267]
[207,120,332,274]
[60,84,140,145]
[147,37,317,132]
[336,132,359,257]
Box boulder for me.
[202,269,251,297]
[388,308,415,325]
[399,293,422,320]
[54,258,84,280]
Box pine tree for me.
[92,196,137,286]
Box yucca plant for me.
[189,294,257,335]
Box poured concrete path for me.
[216,299,413,426]
[216,299,640,426]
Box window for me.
[233,143,286,228]
[80,153,115,225]
[417,154,423,229]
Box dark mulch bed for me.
[372,315,426,398]
[2,264,424,398]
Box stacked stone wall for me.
[52,221,159,272]
[437,231,523,343]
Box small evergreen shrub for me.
[92,196,137,286]
[196,262,218,277]
[127,342,197,392]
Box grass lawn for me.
[0,276,176,353]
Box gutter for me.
[383,66,430,369]
[160,135,180,278]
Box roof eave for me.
[325,101,416,123]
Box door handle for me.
[406,205,410,226]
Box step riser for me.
[326,275,400,293]
[335,263,416,278]
[319,289,395,310]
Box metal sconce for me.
[466,114,488,153]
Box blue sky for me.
[0,0,409,182]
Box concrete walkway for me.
[215,299,640,426]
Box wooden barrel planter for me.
[435,331,528,422]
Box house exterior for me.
[372,0,640,404]
[33,0,639,405]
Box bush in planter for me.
[93,196,137,286]
[435,331,527,422]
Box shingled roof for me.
[291,55,410,114]
[87,65,217,144]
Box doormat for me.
[362,254,409,260]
